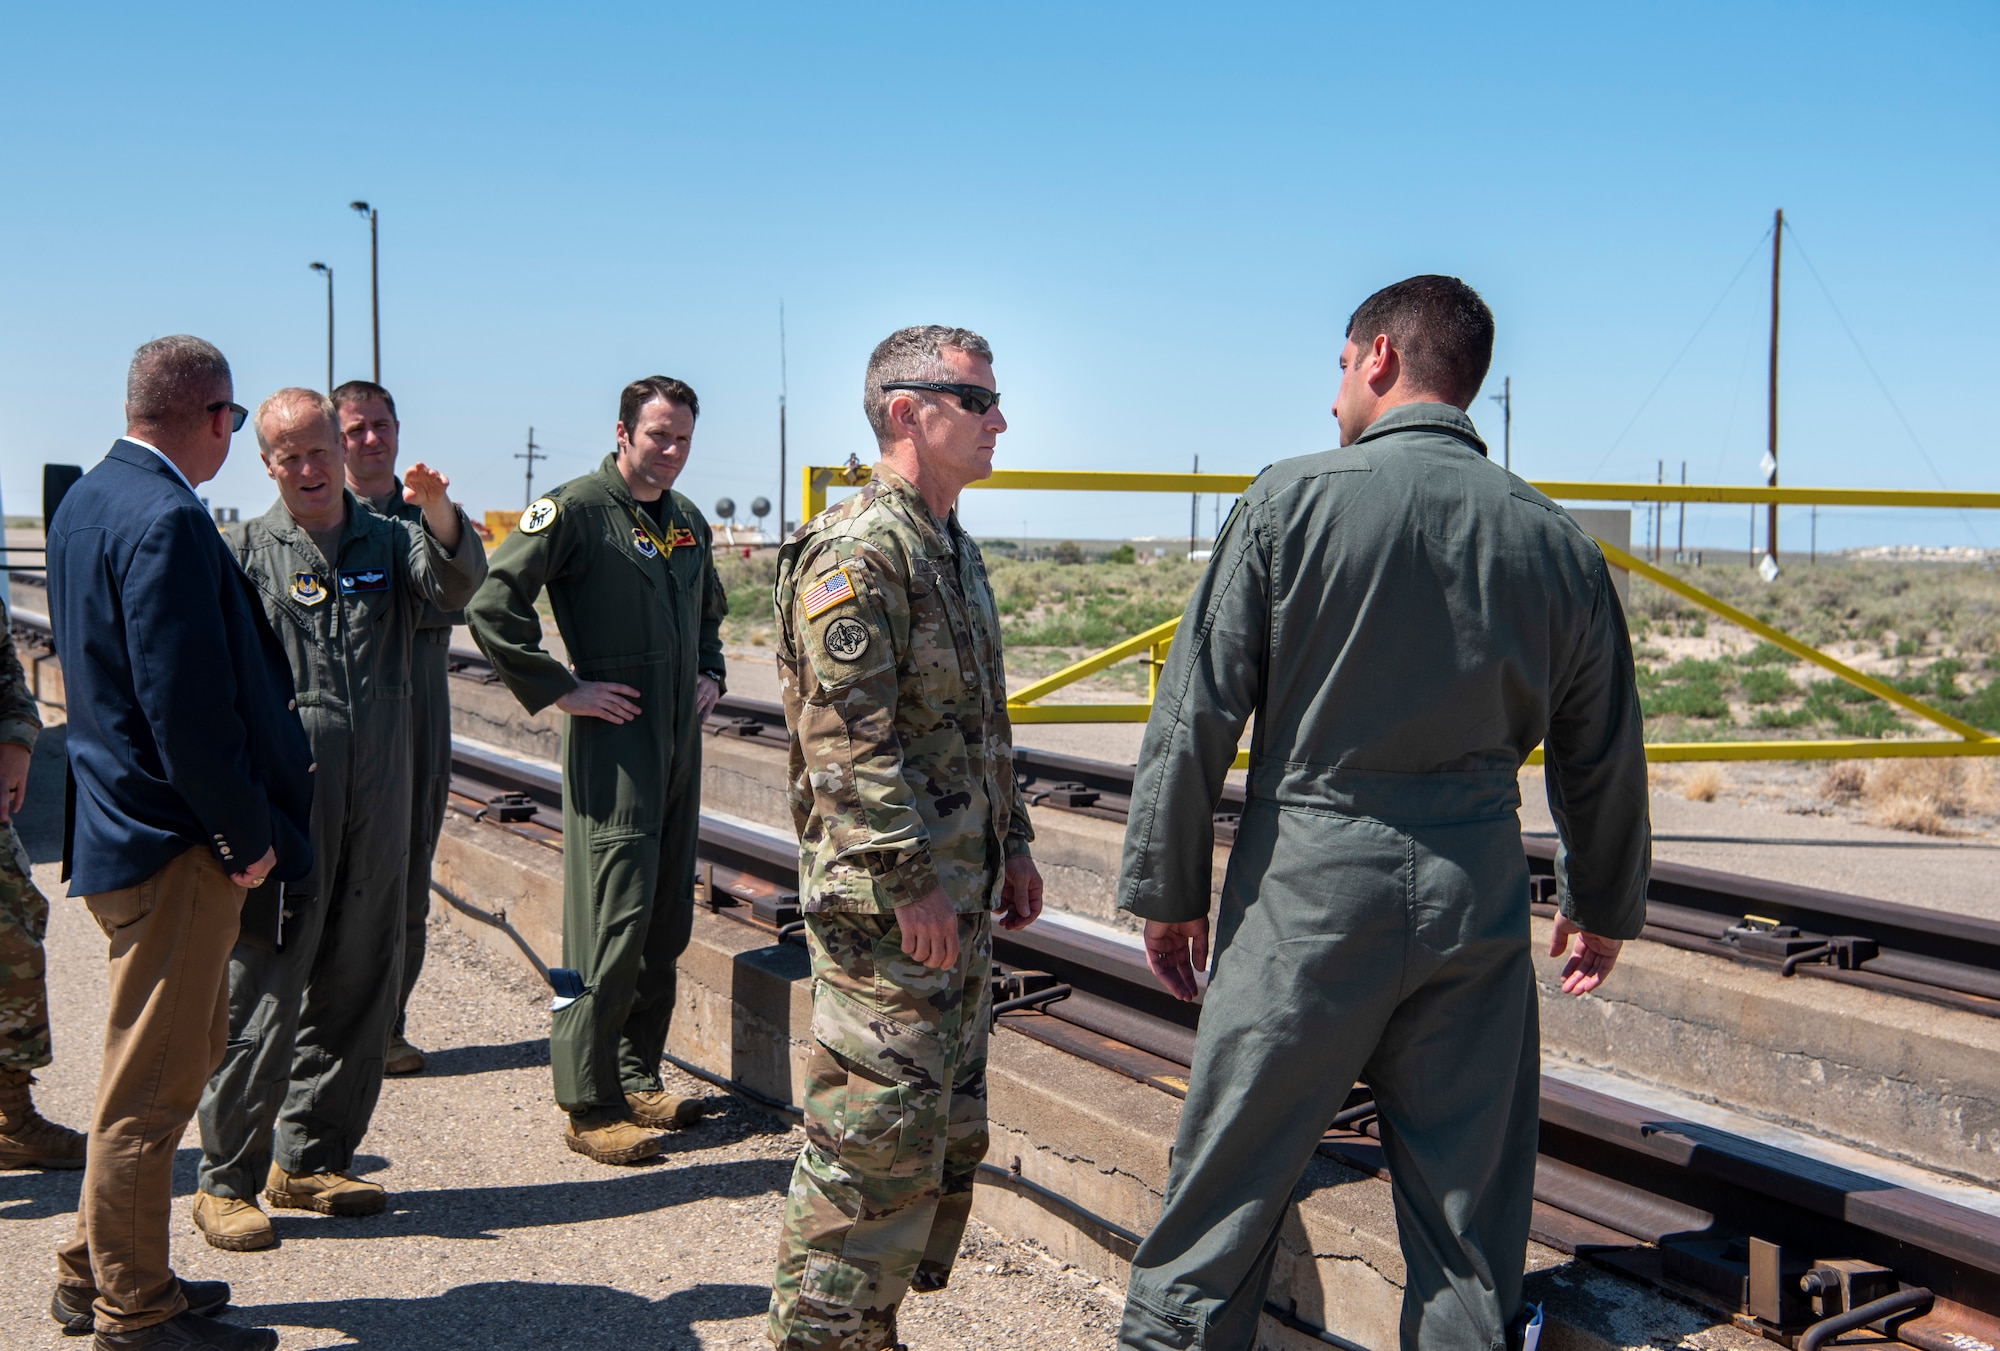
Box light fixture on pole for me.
[308,261,334,393]
[348,201,379,381]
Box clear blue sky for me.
[3,2,1995,553]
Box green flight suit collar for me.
[868,461,962,558]
[261,489,374,570]
[1351,401,1489,457]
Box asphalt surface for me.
[1,720,1125,1350]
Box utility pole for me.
[778,301,788,536]
[308,261,334,393]
[1766,207,1783,566]
[517,427,546,507]
[1189,455,1199,559]
[1655,461,1664,563]
[1487,376,1512,471]
[349,201,379,381]
[1677,461,1687,561]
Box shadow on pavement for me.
[242,1278,769,1350]
[413,1038,551,1077]
[264,1155,791,1242]
[0,1162,83,1220]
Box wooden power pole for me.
[1766,207,1783,566]
[517,427,546,508]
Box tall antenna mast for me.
[517,426,546,508]
[779,300,789,538]
[1766,207,1783,567]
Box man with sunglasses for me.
[768,325,1042,1351]
[47,336,312,1351]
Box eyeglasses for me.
[208,401,250,432]
[878,381,1001,416]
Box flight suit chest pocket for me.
[342,571,411,700]
[907,557,974,700]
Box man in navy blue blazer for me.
[46,335,312,1351]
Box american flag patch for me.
[800,565,858,619]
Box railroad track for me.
[442,734,2000,1349]
[19,596,2000,1344]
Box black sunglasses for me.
[878,381,1001,416]
[208,400,250,432]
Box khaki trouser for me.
[56,847,241,1334]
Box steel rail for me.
[442,734,2000,1321]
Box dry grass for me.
[1870,792,1960,836]
[1817,762,1868,803]
[1681,765,1724,803]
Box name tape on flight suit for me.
[519,498,558,534]
[339,568,389,593]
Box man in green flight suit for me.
[0,593,87,1171]
[193,387,485,1252]
[466,375,728,1166]
[767,325,1044,1351]
[1116,277,1651,1351]
[335,379,471,1076]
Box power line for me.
[1589,226,1773,476]
[1781,219,1983,548]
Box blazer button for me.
[308,762,317,772]
[288,699,298,711]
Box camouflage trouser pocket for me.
[799,1250,883,1307]
[806,981,947,1181]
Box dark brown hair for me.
[619,376,699,431]
[1345,275,1494,408]
[332,380,397,422]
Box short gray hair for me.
[254,387,337,457]
[863,325,994,445]
[126,335,232,428]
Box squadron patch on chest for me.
[800,565,857,619]
[338,568,389,594]
[671,526,697,549]
[519,497,558,534]
[632,527,660,559]
[288,572,328,606]
[821,615,871,662]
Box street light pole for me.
[308,261,334,393]
[349,201,379,381]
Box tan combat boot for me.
[192,1191,276,1251]
[565,1109,666,1165]
[625,1089,702,1129]
[0,1067,85,1169]
[384,1035,425,1076]
[264,1164,386,1216]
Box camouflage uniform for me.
[0,600,49,1073]
[769,463,1034,1351]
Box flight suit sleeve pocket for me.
[807,980,947,1180]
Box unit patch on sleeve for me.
[800,565,857,619]
[519,497,558,534]
[632,526,659,559]
[821,615,871,662]
[288,572,328,606]
[338,568,390,594]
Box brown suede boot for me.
[624,1089,702,1129]
[264,1164,386,1216]
[0,1067,86,1169]
[564,1109,666,1165]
